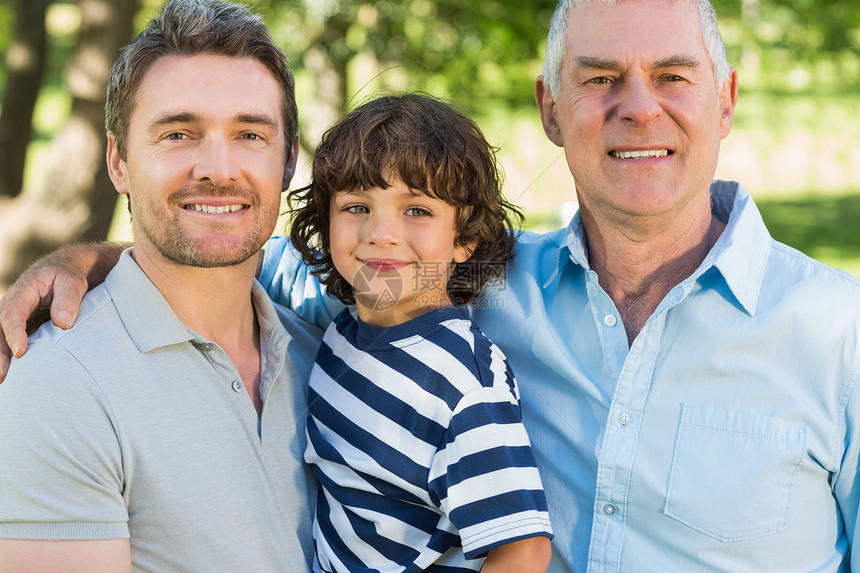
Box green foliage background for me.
[2,0,859,275]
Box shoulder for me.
[3,280,149,412]
[13,283,120,386]
[513,227,568,250]
[433,312,517,395]
[27,283,115,350]
[0,327,118,447]
[764,240,860,309]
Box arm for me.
[482,537,552,573]
[0,345,129,554]
[834,370,860,570]
[259,236,344,329]
[0,539,131,573]
[0,242,126,379]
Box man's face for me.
[537,0,737,227]
[107,54,296,269]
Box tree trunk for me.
[0,0,51,198]
[0,0,138,292]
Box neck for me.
[131,247,263,415]
[582,207,725,345]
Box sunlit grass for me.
[756,191,860,277]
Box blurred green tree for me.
[0,0,857,291]
[0,0,50,198]
[255,0,557,151]
[0,0,137,290]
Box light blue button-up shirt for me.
[261,181,860,572]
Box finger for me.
[0,334,11,382]
[0,289,36,360]
[49,274,89,330]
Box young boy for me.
[289,93,553,572]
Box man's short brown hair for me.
[105,0,297,160]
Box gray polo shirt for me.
[0,249,323,572]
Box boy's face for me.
[329,177,474,327]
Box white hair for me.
[541,0,732,98]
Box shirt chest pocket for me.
[663,404,807,542]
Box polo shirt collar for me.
[104,249,206,353]
[549,180,770,315]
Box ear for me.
[282,136,300,191]
[106,133,130,196]
[719,68,738,139]
[535,75,564,148]
[453,241,477,264]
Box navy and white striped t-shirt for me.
[305,306,552,572]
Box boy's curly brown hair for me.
[288,93,522,306]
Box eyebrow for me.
[572,55,702,72]
[149,111,279,130]
[150,111,199,128]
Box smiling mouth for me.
[362,259,409,272]
[609,149,672,159]
[183,204,248,213]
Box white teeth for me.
[187,204,245,213]
[611,149,669,159]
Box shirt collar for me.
[104,249,285,353]
[549,180,771,315]
[105,250,196,353]
[705,180,770,316]
[543,211,590,287]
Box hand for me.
[0,243,125,382]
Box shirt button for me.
[618,412,630,425]
[231,380,243,393]
[604,314,617,327]
[603,503,616,515]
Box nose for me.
[616,77,662,126]
[364,210,401,246]
[192,134,240,185]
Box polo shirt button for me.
[604,314,617,327]
[603,503,616,515]
[231,380,243,393]
[618,412,630,425]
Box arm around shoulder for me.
[481,536,552,573]
[0,539,131,573]
[0,242,126,380]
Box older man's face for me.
[538,0,736,229]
